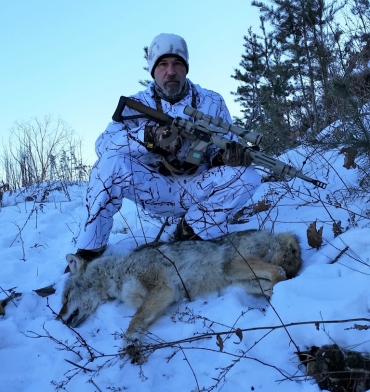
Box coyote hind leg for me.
[223,256,287,297]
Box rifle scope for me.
[184,106,262,146]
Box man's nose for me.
[166,64,176,75]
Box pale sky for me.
[0,0,261,164]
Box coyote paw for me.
[277,266,287,282]
[125,340,147,365]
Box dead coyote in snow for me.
[58,229,301,345]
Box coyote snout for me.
[58,229,301,355]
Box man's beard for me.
[162,77,184,98]
[154,78,189,104]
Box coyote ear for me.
[66,254,86,275]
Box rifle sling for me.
[160,158,197,175]
[153,84,199,175]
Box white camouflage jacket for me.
[95,79,236,171]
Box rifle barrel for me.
[212,135,327,189]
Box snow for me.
[1,136,370,392]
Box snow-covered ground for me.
[1,138,370,392]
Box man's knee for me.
[221,165,261,185]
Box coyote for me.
[58,229,301,348]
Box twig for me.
[0,288,22,315]
[12,221,26,261]
[88,379,103,392]
[46,299,101,360]
[9,204,36,247]
[128,317,370,352]
[209,329,275,391]
[155,248,192,301]
[0,286,21,306]
[178,345,200,391]
[154,217,170,242]
[64,359,93,372]
[329,245,350,264]
[24,324,84,360]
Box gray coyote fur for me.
[58,229,301,345]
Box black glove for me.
[144,125,168,147]
[144,125,182,155]
[222,141,251,167]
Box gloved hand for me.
[144,125,168,146]
[144,125,182,154]
[222,141,251,167]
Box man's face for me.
[153,56,187,98]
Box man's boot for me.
[64,245,107,273]
[173,217,202,241]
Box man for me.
[74,33,261,261]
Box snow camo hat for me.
[147,33,189,77]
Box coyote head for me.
[270,233,302,278]
[57,254,99,327]
[57,277,100,327]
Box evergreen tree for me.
[139,46,151,88]
[233,0,370,192]
[233,0,345,154]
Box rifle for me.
[112,96,327,189]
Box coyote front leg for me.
[125,281,175,343]
[223,256,287,297]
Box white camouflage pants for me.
[77,151,261,249]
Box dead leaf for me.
[0,292,22,316]
[339,147,357,169]
[216,334,224,352]
[234,328,243,343]
[354,324,370,330]
[253,200,270,213]
[33,285,56,297]
[332,221,343,238]
[307,221,323,249]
